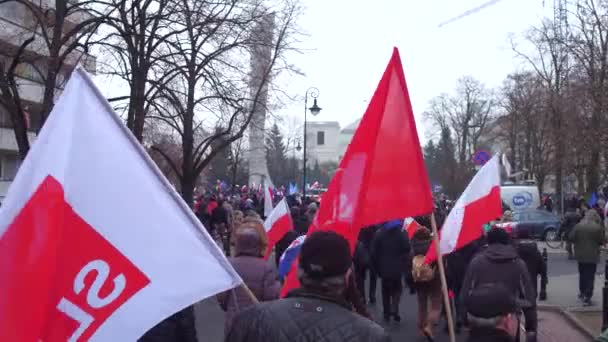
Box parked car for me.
[509,209,561,240]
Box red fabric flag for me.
[281,48,433,296]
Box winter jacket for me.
[446,239,482,293]
[225,288,390,342]
[460,243,537,332]
[370,226,410,279]
[218,229,280,334]
[569,218,606,264]
[467,327,515,342]
[562,210,581,234]
[138,306,197,342]
[515,240,546,297]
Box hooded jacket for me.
[460,243,537,332]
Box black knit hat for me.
[487,227,511,245]
[298,231,351,279]
[465,283,518,318]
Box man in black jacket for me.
[371,220,410,322]
[465,283,519,342]
[461,228,537,341]
[353,225,379,304]
[225,231,389,342]
[562,206,581,259]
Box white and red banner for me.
[425,155,502,263]
[263,198,293,259]
[0,68,241,341]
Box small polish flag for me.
[425,155,502,264]
[264,179,274,218]
[263,198,293,259]
[0,68,241,342]
[403,217,423,239]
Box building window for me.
[2,156,21,181]
[317,131,325,145]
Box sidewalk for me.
[540,243,606,338]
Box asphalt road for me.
[193,244,595,342]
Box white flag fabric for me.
[264,178,274,218]
[0,68,241,342]
[425,155,502,263]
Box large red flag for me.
[281,48,433,296]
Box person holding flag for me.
[226,231,390,342]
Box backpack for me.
[412,255,435,282]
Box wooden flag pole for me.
[430,213,456,342]
[240,283,259,304]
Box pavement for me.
[192,243,603,341]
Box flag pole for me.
[240,283,259,304]
[430,213,456,342]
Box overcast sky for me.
[279,0,554,142]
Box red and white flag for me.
[264,178,274,218]
[263,198,293,259]
[425,155,502,263]
[0,68,241,342]
[403,217,423,239]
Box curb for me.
[538,304,597,340]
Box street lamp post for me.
[302,87,321,199]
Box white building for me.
[0,0,96,198]
[305,118,360,165]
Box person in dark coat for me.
[138,307,197,342]
[569,209,606,305]
[446,237,483,332]
[513,230,547,300]
[460,228,537,340]
[225,231,390,342]
[371,220,410,322]
[465,283,519,342]
[353,225,379,304]
[562,206,581,259]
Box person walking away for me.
[446,237,483,333]
[513,229,547,300]
[139,307,197,342]
[411,227,442,339]
[211,199,230,255]
[569,209,606,306]
[371,220,410,322]
[563,206,582,259]
[465,283,520,342]
[460,227,537,341]
[353,225,378,304]
[217,227,280,334]
[225,231,390,342]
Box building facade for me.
[0,0,96,199]
[305,119,360,165]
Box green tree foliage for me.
[266,123,290,187]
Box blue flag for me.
[589,192,598,207]
[288,182,298,195]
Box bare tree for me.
[565,0,608,192]
[0,0,105,158]
[513,19,570,199]
[500,72,553,192]
[96,0,181,142]
[424,76,496,165]
[148,0,300,204]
